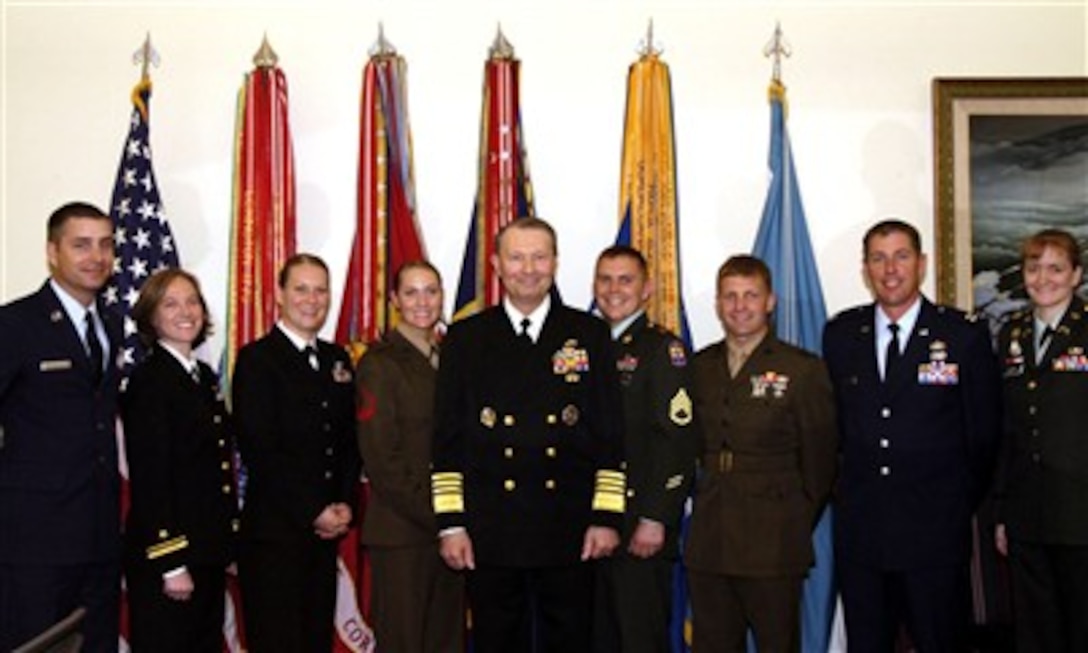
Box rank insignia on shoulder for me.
[668,340,687,367]
[356,387,377,422]
[669,388,693,426]
[665,474,685,490]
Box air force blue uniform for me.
[823,299,1001,651]
[0,282,123,652]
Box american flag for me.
[101,78,179,385]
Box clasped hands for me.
[313,502,353,539]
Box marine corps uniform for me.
[594,313,696,653]
[685,333,837,652]
[994,297,1088,652]
[431,302,625,653]
[356,329,464,653]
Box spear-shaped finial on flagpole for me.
[489,23,515,60]
[253,33,279,68]
[132,32,160,82]
[638,18,662,57]
[763,21,792,83]
[370,22,397,57]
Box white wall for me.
[2,0,1085,356]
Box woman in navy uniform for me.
[356,260,464,652]
[233,254,360,652]
[121,268,237,652]
[994,228,1088,652]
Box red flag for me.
[337,41,427,357]
[222,40,297,389]
[452,28,536,320]
[334,31,427,653]
[221,39,297,652]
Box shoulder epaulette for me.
[830,305,866,322]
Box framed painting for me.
[932,77,1088,329]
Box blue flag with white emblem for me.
[751,78,837,653]
[101,77,180,385]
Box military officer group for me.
[1,202,1085,653]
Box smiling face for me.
[594,253,651,326]
[47,215,114,306]
[716,273,775,345]
[492,223,557,315]
[864,230,926,321]
[152,276,205,355]
[392,265,443,334]
[276,261,330,341]
[1024,245,1082,320]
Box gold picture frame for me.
[931,77,1088,312]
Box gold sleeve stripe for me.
[146,535,189,561]
[432,471,465,514]
[592,469,626,514]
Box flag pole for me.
[253,33,278,68]
[452,26,536,320]
[132,32,158,83]
[752,24,838,653]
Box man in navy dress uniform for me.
[0,201,123,652]
[823,219,1002,651]
[432,217,626,653]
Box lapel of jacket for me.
[884,299,937,398]
[529,302,563,389]
[389,328,433,380]
[1040,297,1086,373]
[40,282,100,380]
[97,300,124,386]
[269,326,318,379]
[850,304,883,396]
[473,307,538,401]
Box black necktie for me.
[304,345,320,371]
[885,323,901,381]
[519,318,532,343]
[1037,326,1056,364]
[85,310,104,385]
